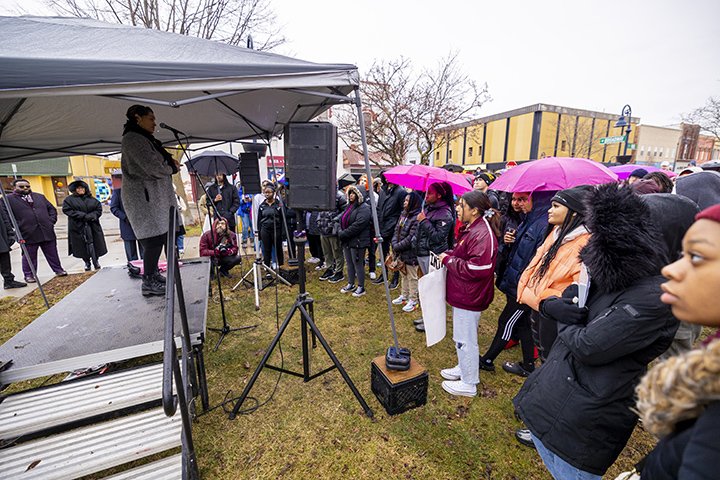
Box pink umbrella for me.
[383,164,473,195]
[490,157,618,192]
[609,164,676,180]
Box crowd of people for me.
[3,104,719,478]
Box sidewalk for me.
[2,206,200,299]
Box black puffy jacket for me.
[513,184,680,476]
[414,200,454,257]
[316,191,347,236]
[391,208,421,266]
[338,201,372,249]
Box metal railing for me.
[162,206,200,480]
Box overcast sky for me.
[3,0,719,126]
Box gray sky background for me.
[3,0,719,126]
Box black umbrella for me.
[186,150,239,176]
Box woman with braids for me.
[631,204,720,480]
[438,190,499,397]
[413,181,456,332]
[513,185,592,366]
[121,105,180,297]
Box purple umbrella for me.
[383,164,472,195]
[490,157,618,192]
[609,164,676,180]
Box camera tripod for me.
[229,231,373,419]
[232,235,291,310]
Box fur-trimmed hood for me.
[579,184,665,293]
[346,185,363,204]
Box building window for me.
[478,146,483,158]
[448,150,452,159]
[468,147,473,157]
[561,140,567,151]
[436,151,440,160]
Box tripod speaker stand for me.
[229,230,373,419]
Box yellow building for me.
[0,155,121,206]
[434,104,640,170]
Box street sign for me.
[627,143,636,150]
[599,135,627,145]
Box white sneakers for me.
[441,380,477,397]
[307,257,321,264]
[392,295,406,305]
[440,366,477,397]
[369,272,377,280]
[402,300,418,312]
[440,365,462,380]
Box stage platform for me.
[0,258,211,384]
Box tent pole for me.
[353,87,399,351]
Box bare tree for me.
[549,114,608,159]
[46,0,285,50]
[336,53,489,166]
[683,96,720,141]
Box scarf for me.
[340,203,355,230]
[122,121,178,172]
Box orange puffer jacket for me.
[516,226,590,311]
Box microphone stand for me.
[165,128,257,351]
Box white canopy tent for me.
[0,16,359,162]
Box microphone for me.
[159,122,186,136]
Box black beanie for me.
[476,172,495,186]
[629,168,649,179]
[552,185,592,215]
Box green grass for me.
[1,261,658,479]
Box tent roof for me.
[0,16,359,162]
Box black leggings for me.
[482,295,535,368]
[139,233,166,276]
[260,229,284,268]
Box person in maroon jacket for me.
[199,217,241,278]
[438,190,501,397]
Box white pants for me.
[452,307,481,385]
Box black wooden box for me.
[371,355,428,415]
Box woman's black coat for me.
[413,200,454,257]
[513,184,679,476]
[391,209,420,265]
[337,202,372,249]
[62,193,108,259]
[257,201,285,237]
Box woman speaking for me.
[121,105,179,297]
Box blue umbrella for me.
[186,150,239,176]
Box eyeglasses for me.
[16,185,30,189]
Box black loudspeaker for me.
[239,152,262,195]
[284,122,337,210]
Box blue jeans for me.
[531,433,601,480]
[238,212,253,242]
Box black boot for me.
[141,274,165,297]
[153,273,167,284]
[92,259,101,270]
[127,262,142,279]
[84,260,91,271]
[388,271,400,289]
